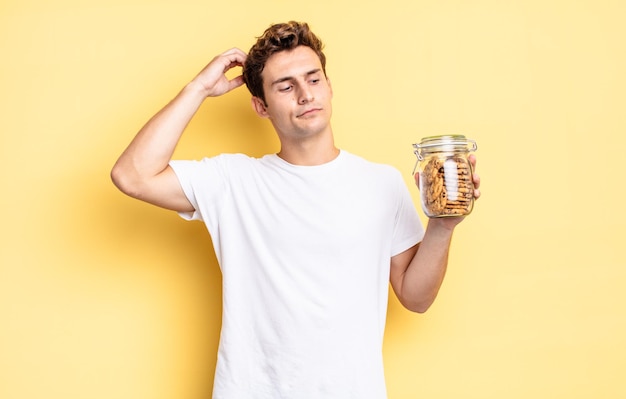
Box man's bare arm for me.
[390,155,480,313]
[390,221,454,313]
[110,48,247,212]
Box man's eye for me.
[310,79,320,84]
[279,85,293,92]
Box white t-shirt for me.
[170,150,424,399]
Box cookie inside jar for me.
[420,155,473,216]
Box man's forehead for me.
[262,46,322,82]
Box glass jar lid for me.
[412,135,477,161]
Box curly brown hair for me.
[243,21,326,104]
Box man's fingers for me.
[473,179,481,200]
[221,47,247,65]
[468,154,477,168]
[228,75,245,91]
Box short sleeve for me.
[169,157,228,222]
[390,170,425,256]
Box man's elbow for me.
[406,303,432,314]
[110,163,142,199]
[400,296,436,314]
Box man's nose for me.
[298,87,314,104]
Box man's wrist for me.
[426,216,463,233]
[185,79,212,99]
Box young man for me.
[112,21,480,398]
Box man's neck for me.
[277,136,340,166]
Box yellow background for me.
[1,0,625,398]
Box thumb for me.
[229,75,245,91]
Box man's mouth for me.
[297,108,321,118]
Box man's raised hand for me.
[191,48,248,97]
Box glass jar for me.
[412,135,478,218]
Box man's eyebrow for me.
[270,68,322,86]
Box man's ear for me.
[251,97,269,118]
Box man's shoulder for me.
[341,150,402,175]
